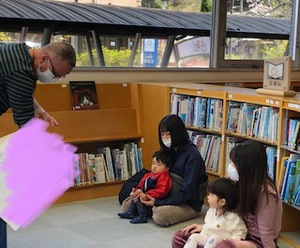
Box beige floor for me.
[7,196,295,248]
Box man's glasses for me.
[46,54,65,79]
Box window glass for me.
[0,32,21,44]
[225,38,289,60]
[62,0,213,68]
[64,34,170,67]
[225,0,291,61]
[0,31,42,48]
[26,33,43,47]
[175,36,210,68]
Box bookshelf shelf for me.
[280,145,300,155]
[186,125,222,135]
[46,109,139,141]
[207,171,220,176]
[283,202,300,211]
[227,92,282,107]
[225,132,278,146]
[171,87,226,99]
[65,134,142,144]
[55,181,124,204]
[70,179,126,190]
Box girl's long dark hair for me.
[229,141,278,216]
[158,114,189,149]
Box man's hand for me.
[36,110,58,126]
[33,98,58,126]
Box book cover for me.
[281,154,300,203]
[293,159,300,201]
[293,185,300,206]
[119,149,129,180]
[111,148,122,181]
[266,146,277,181]
[278,156,289,192]
[94,154,107,183]
[69,81,99,110]
[283,162,296,203]
[192,97,199,127]
[199,98,207,128]
[214,99,223,132]
[227,107,240,133]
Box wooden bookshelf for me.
[54,181,125,204]
[0,83,142,204]
[137,82,300,244]
[0,109,140,139]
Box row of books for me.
[280,154,300,207]
[227,102,279,143]
[284,118,300,151]
[73,142,143,186]
[188,131,221,173]
[224,137,277,181]
[170,95,280,144]
[170,94,223,131]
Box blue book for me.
[200,98,207,128]
[266,146,277,181]
[292,160,300,201]
[263,107,271,140]
[206,98,211,129]
[193,97,200,127]
[283,162,296,203]
[293,185,300,206]
[245,105,255,136]
[281,154,300,202]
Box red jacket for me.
[136,170,172,199]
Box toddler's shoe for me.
[117,212,134,219]
[129,216,148,224]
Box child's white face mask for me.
[228,163,239,181]
[162,138,172,148]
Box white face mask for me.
[228,163,239,181]
[162,138,172,148]
[35,60,57,83]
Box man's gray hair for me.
[41,42,76,68]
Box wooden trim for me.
[55,182,123,204]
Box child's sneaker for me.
[117,212,135,219]
[129,216,148,224]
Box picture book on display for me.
[69,81,99,110]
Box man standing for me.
[0,41,76,247]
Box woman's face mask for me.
[227,163,239,181]
[161,131,172,148]
[162,138,172,148]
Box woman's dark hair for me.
[229,141,277,216]
[158,114,189,149]
[208,178,238,214]
[152,150,175,168]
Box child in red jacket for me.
[118,150,173,224]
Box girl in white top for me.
[183,178,247,248]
